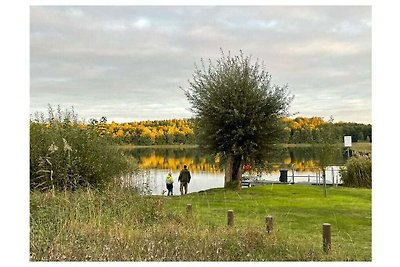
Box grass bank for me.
[351,142,372,153]
[283,142,371,152]
[119,142,371,153]
[118,144,198,149]
[30,185,371,261]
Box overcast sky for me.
[30,6,371,124]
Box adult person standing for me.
[178,165,191,195]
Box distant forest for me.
[83,117,371,146]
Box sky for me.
[30,5,371,124]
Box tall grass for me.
[30,105,135,191]
[351,142,372,153]
[30,185,371,261]
[340,156,372,188]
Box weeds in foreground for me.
[30,187,371,261]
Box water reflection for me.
[123,169,225,196]
[122,146,345,195]
[124,146,345,172]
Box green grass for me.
[165,185,371,257]
[119,142,372,153]
[351,142,372,153]
[30,185,371,261]
[118,144,199,149]
[282,142,371,151]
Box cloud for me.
[103,21,129,32]
[66,8,84,18]
[132,17,151,29]
[30,6,371,123]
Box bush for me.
[30,106,135,191]
[340,156,371,188]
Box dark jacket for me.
[178,169,191,183]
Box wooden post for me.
[186,204,192,217]
[323,169,327,198]
[331,167,335,186]
[227,210,234,227]
[322,223,331,253]
[291,165,295,184]
[308,174,310,183]
[266,215,273,233]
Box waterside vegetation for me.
[30,106,135,191]
[30,184,371,261]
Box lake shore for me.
[119,144,199,149]
[119,142,372,153]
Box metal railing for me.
[242,165,343,186]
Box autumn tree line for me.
[281,117,372,144]
[75,116,371,146]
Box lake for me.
[122,145,347,195]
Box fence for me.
[289,166,343,186]
[242,165,344,187]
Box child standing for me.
[165,172,174,196]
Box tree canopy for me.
[184,50,293,187]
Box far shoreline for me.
[118,142,371,152]
[118,144,199,149]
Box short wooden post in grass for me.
[186,204,192,217]
[227,210,234,227]
[322,223,331,253]
[266,215,273,233]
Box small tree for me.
[184,50,293,188]
[312,122,342,197]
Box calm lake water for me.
[122,146,347,195]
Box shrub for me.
[30,105,135,191]
[340,156,371,188]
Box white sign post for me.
[344,136,352,147]
[344,136,352,158]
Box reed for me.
[340,156,372,188]
[30,105,135,191]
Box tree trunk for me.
[224,152,243,189]
[232,154,243,181]
[224,152,234,186]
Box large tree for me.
[184,50,293,188]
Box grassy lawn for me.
[351,142,372,153]
[30,184,371,261]
[164,185,371,259]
